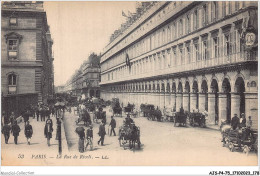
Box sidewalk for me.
[1,115,67,158]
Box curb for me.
[61,120,69,153]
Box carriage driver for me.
[125,114,134,127]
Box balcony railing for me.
[100,50,257,85]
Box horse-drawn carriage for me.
[118,123,141,150]
[163,107,175,122]
[124,103,138,118]
[173,112,187,127]
[189,112,207,127]
[112,98,122,117]
[94,107,106,124]
[75,109,92,126]
[147,108,163,121]
[220,121,258,155]
[140,104,154,117]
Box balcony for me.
[8,85,17,94]
[100,50,257,85]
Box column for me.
[190,93,198,112]
[208,93,216,125]
[231,93,240,119]
[244,92,258,130]
[218,93,227,125]
[182,93,190,112]
[172,93,176,111]
[176,93,183,111]
[199,93,206,112]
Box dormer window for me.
[9,17,17,26]
[5,32,23,60]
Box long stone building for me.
[1,1,54,117]
[100,1,258,128]
[64,53,101,99]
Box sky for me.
[43,1,136,86]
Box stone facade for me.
[100,1,258,129]
[1,1,54,104]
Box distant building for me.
[1,1,54,117]
[64,53,101,98]
[55,86,65,93]
[100,1,258,129]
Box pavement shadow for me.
[29,143,40,145]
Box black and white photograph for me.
[0,0,259,174]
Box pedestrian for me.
[247,116,253,128]
[23,109,30,125]
[9,112,15,126]
[36,105,40,121]
[11,121,21,145]
[109,116,116,136]
[231,113,239,130]
[2,111,6,128]
[25,121,33,145]
[44,116,53,146]
[85,125,93,151]
[40,105,45,122]
[98,122,106,146]
[2,123,11,144]
[240,113,246,128]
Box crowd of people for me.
[1,102,64,146]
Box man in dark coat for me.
[23,109,30,125]
[109,116,116,136]
[36,105,40,121]
[231,113,240,130]
[11,121,21,144]
[2,123,11,144]
[25,121,33,145]
[98,122,106,146]
[40,106,45,122]
[125,114,134,126]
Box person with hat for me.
[98,122,106,146]
[2,123,11,144]
[240,113,246,128]
[247,116,253,128]
[24,121,33,145]
[85,125,93,151]
[231,113,239,130]
[109,116,116,136]
[11,121,21,145]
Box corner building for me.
[100,1,258,129]
[1,2,54,117]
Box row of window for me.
[102,1,246,71]
[104,27,242,82]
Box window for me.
[194,43,199,61]
[179,47,184,64]
[224,34,231,56]
[179,19,183,36]
[202,40,208,60]
[202,4,208,26]
[8,74,17,94]
[222,2,226,17]
[186,15,191,33]
[213,37,219,58]
[186,46,191,63]
[212,2,218,22]
[9,17,17,26]
[8,39,18,60]
[193,10,198,30]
